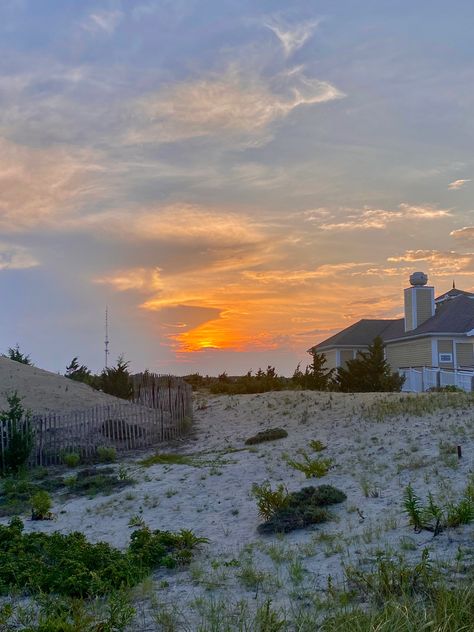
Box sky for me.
[1,0,474,376]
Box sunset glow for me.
[1,2,474,375]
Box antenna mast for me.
[104,306,110,369]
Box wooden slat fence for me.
[0,376,193,470]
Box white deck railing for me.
[400,367,474,392]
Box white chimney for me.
[404,272,435,332]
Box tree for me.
[4,344,32,365]
[0,392,33,474]
[293,352,334,390]
[336,336,405,393]
[100,356,134,400]
[65,357,92,385]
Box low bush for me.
[0,517,207,598]
[31,490,53,520]
[62,452,80,468]
[257,485,346,534]
[245,428,288,445]
[96,446,117,463]
[286,451,333,478]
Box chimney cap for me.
[409,271,428,286]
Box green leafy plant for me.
[251,481,289,520]
[245,428,288,445]
[96,446,117,463]
[31,490,53,520]
[0,392,34,474]
[257,485,346,534]
[286,451,333,478]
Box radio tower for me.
[104,306,110,369]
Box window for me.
[439,353,452,363]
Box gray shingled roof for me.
[435,288,474,302]
[311,318,404,352]
[386,294,474,341]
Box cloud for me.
[0,138,106,233]
[84,10,123,34]
[450,226,474,243]
[73,204,265,249]
[318,203,451,231]
[0,243,39,271]
[264,18,320,56]
[94,267,163,292]
[385,249,474,276]
[242,262,372,284]
[128,67,344,146]
[448,178,471,190]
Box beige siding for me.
[456,342,474,367]
[321,349,337,371]
[438,339,454,368]
[416,288,434,327]
[386,338,432,370]
[404,288,413,331]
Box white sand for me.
[0,356,127,413]
[3,388,473,627]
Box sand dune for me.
[0,357,125,414]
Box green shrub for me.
[97,446,117,463]
[0,392,33,474]
[286,452,333,478]
[257,485,346,534]
[62,452,80,468]
[245,428,288,445]
[31,490,52,519]
[251,481,289,520]
[0,518,207,597]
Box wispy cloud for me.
[387,249,474,274]
[0,138,105,233]
[128,67,344,146]
[0,243,39,271]
[264,18,320,56]
[450,226,474,243]
[84,10,123,34]
[318,203,451,231]
[448,178,471,190]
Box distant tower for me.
[104,306,110,369]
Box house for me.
[309,272,474,391]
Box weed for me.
[286,452,333,478]
[309,439,327,452]
[251,481,289,520]
[62,452,81,468]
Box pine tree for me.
[100,355,134,400]
[4,344,32,365]
[336,336,405,392]
[292,352,334,390]
[65,357,92,384]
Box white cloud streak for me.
[448,178,471,190]
[264,18,320,56]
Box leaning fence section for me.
[0,375,193,469]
